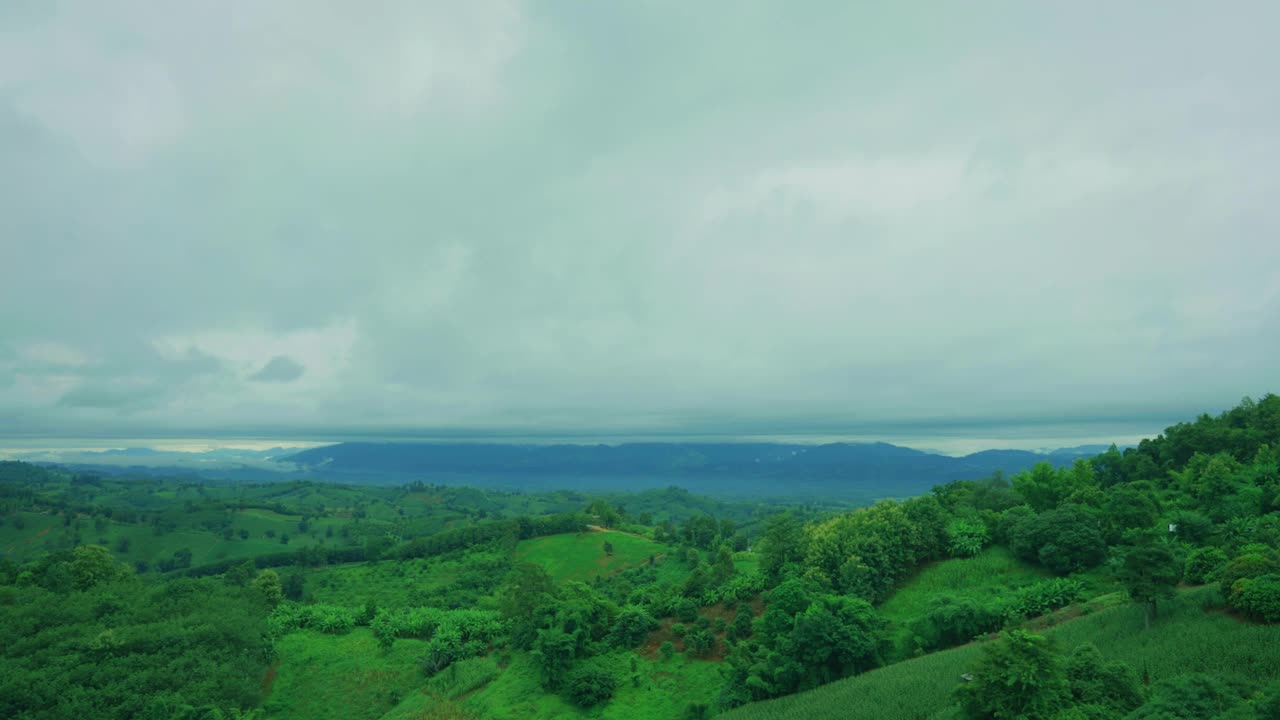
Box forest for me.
[3,395,1280,719]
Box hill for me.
[280,441,1098,499]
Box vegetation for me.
[3,394,1280,718]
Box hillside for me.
[3,395,1280,720]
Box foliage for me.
[909,595,1004,653]
[1009,504,1107,575]
[1231,574,1280,623]
[955,630,1070,720]
[564,664,618,707]
[1003,578,1085,621]
[1183,546,1229,584]
[0,576,269,720]
[1118,541,1182,628]
[946,517,990,557]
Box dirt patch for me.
[261,660,280,695]
[638,597,760,662]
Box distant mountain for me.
[280,441,1108,499]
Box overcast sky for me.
[2,1,1278,446]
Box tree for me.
[956,630,1069,720]
[499,563,557,650]
[565,665,617,707]
[1127,673,1246,720]
[684,628,716,657]
[283,572,305,601]
[68,545,125,591]
[713,546,736,583]
[759,513,804,579]
[532,628,577,690]
[252,569,283,606]
[1011,505,1106,575]
[1118,541,1181,630]
[659,640,675,661]
[1063,643,1143,715]
[609,605,657,648]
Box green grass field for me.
[722,586,1280,720]
[263,629,429,720]
[514,530,668,583]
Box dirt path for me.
[585,525,655,542]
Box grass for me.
[514,530,668,584]
[721,585,1280,720]
[262,628,428,720]
[877,546,1051,658]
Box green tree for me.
[565,665,617,707]
[1119,541,1181,629]
[499,563,557,649]
[659,640,675,661]
[759,513,804,580]
[252,569,283,606]
[609,605,657,648]
[1127,673,1246,720]
[956,630,1069,720]
[68,545,126,591]
[1063,643,1142,715]
[712,545,736,583]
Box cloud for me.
[250,356,306,384]
[1,1,1279,442]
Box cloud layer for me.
[3,1,1279,440]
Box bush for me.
[1003,578,1085,621]
[684,628,716,657]
[609,605,657,648]
[946,518,990,557]
[1230,573,1280,622]
[910,595,1003,652]
[659,640,676,660]
[1183,547,1229,584]
[564,666,617,707]
[1219,553,1279,602]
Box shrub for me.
[910,595,1003,652]
[1003,578,1085,621]
[1183,547,1229,584]
[685,628,716,657]
[659,640,676,660]
[609,605,658,648]
[1230,573,1280,622]
[564,666,617,707]
[1219,553,1279,603]
[946,518,990,557]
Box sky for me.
[2,1,1279,448]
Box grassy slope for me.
[722,586,1280,720]
[877,547,1050,658]
[263,629,429,720]
[514,530,667,583]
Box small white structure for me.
[1169,523,1178,533]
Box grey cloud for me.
[58,382,166,410]
[250,356,305,383]
[2,1,1279,442]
